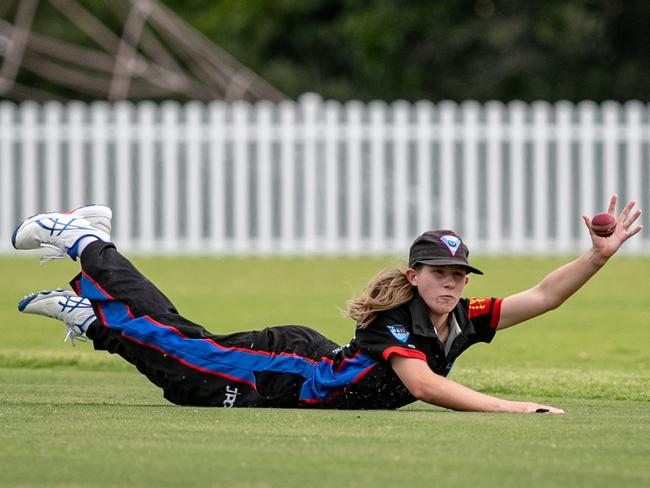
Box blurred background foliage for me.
[2,0,650,101]
[162,0,650,101]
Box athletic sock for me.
[76,236,102,258]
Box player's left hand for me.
[582,194,643,260]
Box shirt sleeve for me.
[462,297,503,343]
[353,310,427,363]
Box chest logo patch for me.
[387,324,410,343]
[440,235,461,256]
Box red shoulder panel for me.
[382,346,426,362]
[467,297,491,319]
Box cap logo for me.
[387,325,410,343]
[440,235,461,256]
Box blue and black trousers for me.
[71,241,339,408]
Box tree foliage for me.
[3,0,649,101]
[163,0,650,101]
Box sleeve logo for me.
[387,324,410,343]
[467,297,490,318]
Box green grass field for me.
[1,255,649,487]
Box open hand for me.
[582,194,643,260]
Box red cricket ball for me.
[590,213,617,237]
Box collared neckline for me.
[444,313,462,355]
[408,292,437,337]
[408,291,476,339]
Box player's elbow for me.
[391,356,447,403]
[405,376,441,402]
[544,295,566,311]
[407,381,429,401]
[534,284,567,311]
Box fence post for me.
[161,101,179,252]
[345,100,363,252]
[602,101,619,200]
[532,101,551,252]
[279,100,296,253]
[68,101,86,208]
[625,101,643,253]
[578,101,597,250]
[461,101,480,246]
[555,102,573,252]
[301,94,319,252]
[115,102,133,249]
[369,100,387,253]
[256,100,274,253]
[208,101,226,252]
[19,102,38,219]
[485,101,504,253]
[324,100,340,253]
[136,102,156,252]
[439,101,456,231]
[0,102,15,250]
[90,102,109,207]
[508,101,526,253]
[415,101,433,235]
[393,100,410,250]
[232,101,250,253]
[185,101,203,251]
[43,102,62,212]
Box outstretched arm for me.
[390,356,564,413]
[496,195,642,330]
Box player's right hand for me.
[507,401,565,414]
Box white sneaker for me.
[60,205,112,235]
[12,209,111,262]
[15,205,112,235]
[18,289,97,345]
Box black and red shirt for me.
[318,291,502,409]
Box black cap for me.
[408,230,483,275]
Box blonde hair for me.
[346,268,416,329]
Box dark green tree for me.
[3,0,649,101]
[165,0,650,101]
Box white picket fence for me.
[1,94,649,256]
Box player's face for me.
[407,265,469,317]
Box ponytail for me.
[346,268,415,329]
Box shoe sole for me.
[11,205,112,249]
[18,288,77,312]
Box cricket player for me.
[12,195,641,411]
